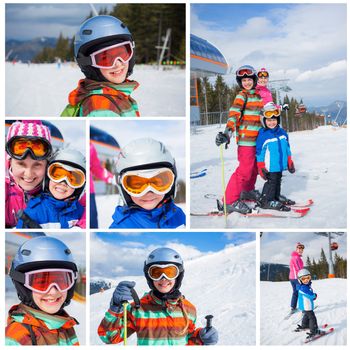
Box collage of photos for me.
[3,1,348,348]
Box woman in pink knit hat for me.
[289,242,305,313]
[5,120,52,227]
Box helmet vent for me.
[65,249,71,255]
[82,29,92,35]
[149,254,155,260]
[21,249,31,256]
[174,255,179,259]
[121,23,126,28]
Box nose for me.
[23,167,33,178]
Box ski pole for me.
[122,288,140,346]
[205,315,214,330]
[219,144,228,224]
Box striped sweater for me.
[5,304,79,346]
[98,292,203,345]
[226,89,264,146]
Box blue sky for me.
[260,232,347,265]
[91,231,255,278]
[191,3,347,106]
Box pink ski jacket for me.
[289,251,304,280]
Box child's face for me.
[153,278,176,294]
[241,77,254,90]
[10,157,47,191]
[258,76,269,86]
[300,275,311,285]
[49,180,75,200]
[32,286,67,314]
[265,118,278,129]
[99,60,129,84]
[131,192,165,210]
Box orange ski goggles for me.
[300,275,311,283]
[263,109,281,118]
[121,168,175,197]
[258,71,269,78]
[7,137,52,160]
[148,264,180,281]
[48,162,86,188]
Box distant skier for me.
[98,247,218,345]
[295,268,322,340]
[109,138,185,228]
[61,15,140,117]
[215,65,264,214]
[289,242,305,313]
[255,102,296,210]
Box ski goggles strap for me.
[236,68,255,77]
[87,41,134,69]
[121,168,175,197]
[148,264,180,281]
[21,269,77,294]
[263,109,281,118]
[6,137,52,160]
[48,162,86,189]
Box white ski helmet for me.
[9,236,78,309]
[45,148,86,199]
[297,268,311,283]
[260,102,281,128]
[116,138,177,206]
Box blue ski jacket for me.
[256,126,292,172]
[109,200,186,229]
[16,193,84,229]
[297,282,317,311]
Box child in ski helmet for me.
[109,138,185,228]
[16,148,86,229]
[98,247,218,345]
[6,236,80,345]
[295,268,321,339]
[255,102,295,211]
[61,15,140,117]
[5,120,52,228]
[215,65,264,214]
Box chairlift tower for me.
[269,79,291,130]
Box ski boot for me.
[278,195,296,206]
[260,200,291,212]
[306,328,324,340]
[294,324,308,332]
[240,189,262,202]
[217,199,252,215]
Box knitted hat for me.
[7,120,52,144]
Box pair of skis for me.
[294,324,335,343]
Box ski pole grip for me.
[205,315,213,329]
[131,288,141,309]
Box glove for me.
[215,128,232,148]
[257,162,269,180]
[282,103,289,111]
[288,156,295,173]
[199,327,219,345]
[110,281,136,313]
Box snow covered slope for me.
[5,62,185,117]
[90,241,256,345]
[190,125,347,228]
[260,279,347,345]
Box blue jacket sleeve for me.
[256,130,267,162]
[299,284,316,299]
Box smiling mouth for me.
[41,296,62,304]
[22,177,36,183]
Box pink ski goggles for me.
[24,268,77,294]
[90,41,134,69]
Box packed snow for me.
[5,275,86,344]
[260,278,347,345]
[190,125,347,228]
[5,62,185,117]
[90,241,256,345]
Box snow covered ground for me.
[5,276,86,344]
[190,125,347,228]
[5,62,185,117]
[90,241,256,345]
[260,278,347,345]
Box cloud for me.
[295,60,346,82]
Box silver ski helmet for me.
[45,148,86,200]
[116,138,177,206]
[9,236,78,309]
[75,15,135,81]
[260,102,281,128]
[143,247,184,292]
[297,268,311,283]
[236,64,258,89]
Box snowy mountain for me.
[309,100,347,125]
[90,241,256,345]
[260,279,347,345]
[6,37,57,61]
[190,125,347,228]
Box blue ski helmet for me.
[236,64,258,89]
[9,236,78,309]
[143,248,184,292]
[74,15,135,81]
